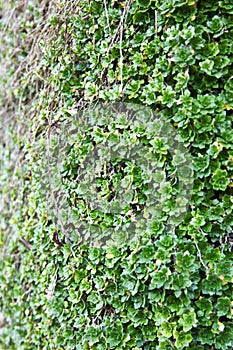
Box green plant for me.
[0,0,233,349]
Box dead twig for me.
[194,241,209,272]
[19,237,31,251]
[101,0,132,87]
[47,109,76,258]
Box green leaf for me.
[216,297,231,317]
[140,244,155,262]
[149,267,171,289]
[179,310,197,332]
[211,169,229,190]
[199,59,214,75]
[174,331,193,349]
[136,0,151,8]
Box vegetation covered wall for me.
[0,0,233,349]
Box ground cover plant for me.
[0,0,233,349]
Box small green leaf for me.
[179,310,197,332]
[216,297,231,317]
[175,331,193,349]
[211,169,229,190]
[199,59,214,75]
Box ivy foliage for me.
[0,0,233,349]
